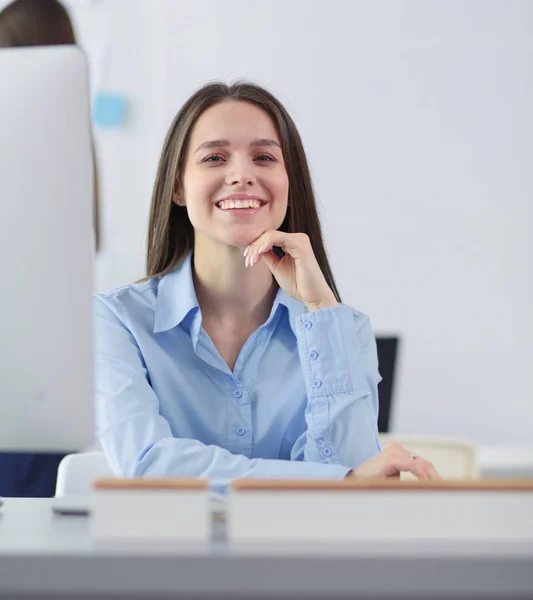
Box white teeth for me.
[217,199,262,210]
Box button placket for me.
[228,378,252,456]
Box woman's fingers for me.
[260,249,281,272]
[420,460,443,480]
[357,442,442,480]
[397,455,441,480]
[244,230,310,266]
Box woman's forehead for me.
[190,100,280,145]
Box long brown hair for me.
[147,81,341,302]
[0,0,100,251]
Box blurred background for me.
[66,0,531,444]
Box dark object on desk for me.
[0,453,65,497]
[375,336,399,433]
[52,505,90,517]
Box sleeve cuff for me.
[295,304,367,397]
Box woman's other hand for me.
[347,442,442,480]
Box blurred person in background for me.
[0,0,100,497]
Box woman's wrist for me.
[305,295,338,312]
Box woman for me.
[95,81,439,481]
[0,0,100,497]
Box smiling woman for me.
[145,83,335,293]
[94,81,441,483]
[176,100,290,257]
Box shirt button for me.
[233,389,243,398]
[303,320,313,331]
[322,447,332,457]
[236,427,246,436]
[310,350,319,361]
[313,379,323,389]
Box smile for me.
[216,198,266,211]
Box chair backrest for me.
[375,336,400,432]
[55,451,114,496]
[379,434,480,479]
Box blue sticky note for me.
[92,92,127,128]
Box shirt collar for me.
[269,287,307,335]
[153,251,308,334]
[154,253,198,333]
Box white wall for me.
[70,0,532,443]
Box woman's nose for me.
[224,158,256,186]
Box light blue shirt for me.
[94,252,382,483]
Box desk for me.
[1,498,532,599]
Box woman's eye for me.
[255,153,275,162]
[203,154,225,163]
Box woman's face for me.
[180,100,289,250]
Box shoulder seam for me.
[97,278,158,301]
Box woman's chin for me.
[218,227,265,250]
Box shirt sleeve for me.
[289,304,382,469]
[94,296,350,482]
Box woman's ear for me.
[173,185,185,206]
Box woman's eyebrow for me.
[195,138,281,153]
[195,139,229,153]
[250,138,281,148]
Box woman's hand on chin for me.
[243,230,338,312]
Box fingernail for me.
[258,244,264,255]
[245,255,249,268]
[243,246,250,257]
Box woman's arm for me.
[289,305,382,469]
[244,231,441,480]
[94,296,351,481]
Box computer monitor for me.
[0,46,94,452]
[375,336,400,433]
